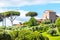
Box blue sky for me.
[0,0,60,26]
[19,3,60,17]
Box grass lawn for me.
[42,32,60,40]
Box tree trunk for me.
[11,21,13,26]
[10,14,13,26]
[2,19,4,26]
[4,18,6,28]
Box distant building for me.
[42,10,58,23]
[37,19,43,23]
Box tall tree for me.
[1,12,14,26]
[0,13,3,21]
[4,11,20,26]
[0,13,4,26]
[25,12,38,26]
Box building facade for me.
[42,10,58,23]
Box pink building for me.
[42,10,58,23]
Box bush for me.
[0,33,11,40]
[27,31,47,40]
[47,29,57,36]
[39,25,50,32]
[28,17,38,26]
[57,27,60,32]
[55,17,60,27]
[43,25,50,32]
[39,26,44,33]
[49,24,56,28]
[44,36,49,40]
[32,26,40,32]
[41,19,51,24]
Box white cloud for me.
[19,10,29,17]
[57,13,60,16]
[13,20,21,24]
[0,0,60,7]
[35,17,41,19]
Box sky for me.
[0,0,60,26]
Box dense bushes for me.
[0,33,11,40]
[0,26,49,40]
[57,27,60,32]
[0,21,60,40]
[15,30,49,40]
[55,17,60,27]
[55,17,60,32]
[47,29,57,36]
[23,17,38,27]
[41,19,51,24]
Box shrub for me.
[44,36,49,40]
[28,17,38,26]
[55,17,60,27]
[57,27,60,32]
[32,26,40,32]
[47,29,57,36]
[49,24,56,28]
[0,33,11,40]
[28,31,46,40]
[43,25,50,32]
[39,25,49,32]
[41,19,51,24]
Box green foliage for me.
[26,12,37,17]
[29,31,45,40]
[0,33,11,40]
[57,27,60,32]
[23,17,38,27]
[0,14,3,21]
[25,11,38,27]
[0,26,50,40]
[1,11,20,17]
[8,30,19,40]
[6,11,20,17]
[44,36,49,40]
[0,17,3,21]
[32,26,40,32]
[18,29,32,40]
[50,24,56,28]
[28,17,38,26]
[23,21,29,26]
[39,24,50,32]
[43,25,49,32]
[41,19,51,24]
[55,17,60,27]
[18,30,48,40]
[47,29,57,36]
